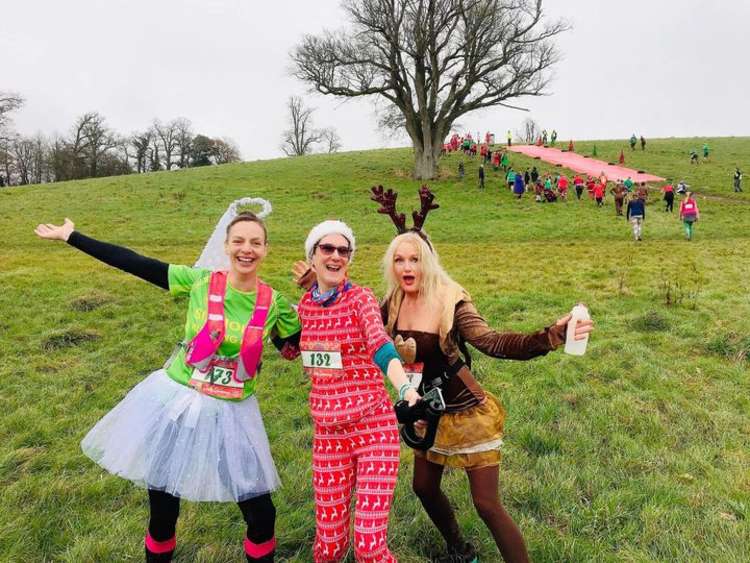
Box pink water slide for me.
[507,145,665,183]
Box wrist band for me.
[399,382,415,401]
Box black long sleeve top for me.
[66,231,301,350]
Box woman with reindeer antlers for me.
[371,185,594,563]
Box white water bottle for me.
[564,304,590,356]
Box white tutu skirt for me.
[81,370,281,502]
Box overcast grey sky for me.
[2,0,749,161]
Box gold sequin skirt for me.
[415,392,505,469]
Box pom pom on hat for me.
[304,220,356,262]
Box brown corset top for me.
[394,329,484,412]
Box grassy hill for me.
[1,137,749,562]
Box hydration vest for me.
[185,271,272,382]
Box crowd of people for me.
[460,148,704,242]
[443,132,516,169]
[444,130,720,243]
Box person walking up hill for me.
[679,192,701,240]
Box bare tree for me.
[0,92,24,186]
[12,134,48,185]
[321,128,343,153]
[0,92,24,131]
[48,135,72,183]
[0,136,12,186]
[280,96,323,156]
[518,117,540,144]
[12,136,32,185]
[78,112,118,178]
[149,133,162,171]
[68,113,95,179]
[173,117,193,168]
[214,137,242,164]
[292,0,568,178]
[30,134,49,184]
[154,119,179,170]
[131,130,153,173]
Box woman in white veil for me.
[34,197,299,563]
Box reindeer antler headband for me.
[370,184,439,249]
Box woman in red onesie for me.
[297,220,419,563]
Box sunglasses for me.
[316,243,352,258]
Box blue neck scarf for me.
[311,279,352,306]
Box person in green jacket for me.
[623,176,634,192]
[500,151,510,172]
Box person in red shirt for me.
[492,151,501,171]
[557,174,569,201]
[593,182,605,207]
[586,176,596,199]
[662,182,675,212]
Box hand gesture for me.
[292,260,315,290]
[403,387,420,406]
[556,309,594,341]
[34,218,75,242]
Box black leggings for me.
[665,194,674,212]
[148,489,276,544]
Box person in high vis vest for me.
[34,208,301,563]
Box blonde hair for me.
[382,232,460,302]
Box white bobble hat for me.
[304,220,356,262]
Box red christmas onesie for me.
[298,283,400,563]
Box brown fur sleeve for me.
[454,300,566,360]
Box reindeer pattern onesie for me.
[298,283,400,563]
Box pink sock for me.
[244,536,276,559]
[145,532,176,554]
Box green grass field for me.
[1,137,749,562]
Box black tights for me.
[412,457,529,563]
[147,489,276,554]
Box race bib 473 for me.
[189,358,244,399]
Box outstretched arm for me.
[455,301,592,360]
[34,218,170,289]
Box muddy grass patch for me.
[631,311,670,332]
[41,328,101,351]
[69,291,112,312]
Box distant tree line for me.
[0,92,241,187]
